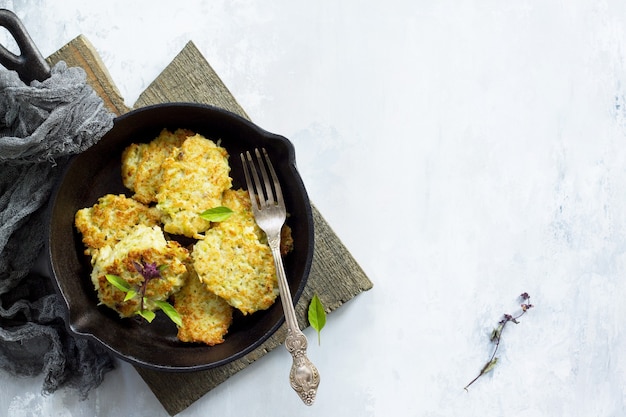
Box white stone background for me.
[1,0,626,416]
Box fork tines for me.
[240,148,284,210]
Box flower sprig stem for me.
[132,260,163,313]
[105,260,181,326]
[464,292,534,391]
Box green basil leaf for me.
[199,206,234,222]
[105,274,131,293]
[308,293,326,345]
[124,290,137,302]
[136,309,156,323]
[154,300,183,327]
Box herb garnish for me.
[199,206,233,222]
[308,293,326,345]
[464,292,534,391]
[105,260,182,326]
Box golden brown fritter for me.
[173,269,233,345]
[75,193,162,256]
[192,189,279,315]
[91,225,189,318]
[121,128,193,204]
[156,134,232,238]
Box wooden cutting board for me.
[47,35,373,416]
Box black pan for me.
[49,104,315,371]
[0,9,50,83]
[0,10,314,371]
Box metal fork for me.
[241,148,320,405]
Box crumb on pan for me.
[280,224,294,256]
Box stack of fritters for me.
[75,194,188,318]
[75,129,286,346]
[122,129,232,238]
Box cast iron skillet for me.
[1,9,314,371]
[0,9,50,83]
[49,104,314,371]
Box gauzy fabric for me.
[0,61,115,398]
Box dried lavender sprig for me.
[464,293,534,391]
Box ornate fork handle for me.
[269,241,320,405]
[285,328,320,405]
[241,149,320,404]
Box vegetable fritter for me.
[156,133,232,238]
[192,189,279,315]
[75,194,161,256]
[173,269,233,345]
[91,225,189,317]
[121,128,192,204]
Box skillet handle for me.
[0,9,51,83]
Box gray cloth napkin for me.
[0,61,115,398]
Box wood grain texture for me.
[50,37,372,416]
[46,35,129,116]
[133,41,248,119]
